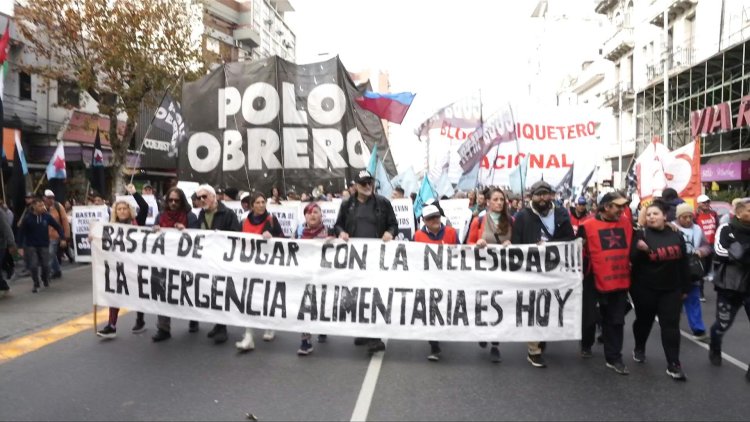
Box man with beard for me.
[151,187,201,342]
[195,184,241,344]
[511,180,575,368]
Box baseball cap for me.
[599,192,628,206]
[530,180,553,195]
[422,205,441,218]
[44,189,55,198]
[697,194,710,203]
[576,196,587,205]
[354,170,374,184]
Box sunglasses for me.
[197,194,209,200]
[168,198,181,203]
[358,180,373,186]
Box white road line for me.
[350,340,388,422]
[680,329,749,371]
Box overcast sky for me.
[285,0,539,172]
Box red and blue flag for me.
[355,91,415,124]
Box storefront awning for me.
[701,151,750,181]
[58,110,127,146]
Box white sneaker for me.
[263,330,275,342]
[235,329,255,351]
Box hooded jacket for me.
[19,212,65,248]
[713,220,750,292]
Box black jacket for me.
[334,194,398,238]
[197,202,241,232]
[714,221,750,293]
[18,213,65,248]
[511,206,575,244]
[133,193,149,227]
[630,227,690,293]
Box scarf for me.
[730,216,750,233]
[160,210,188,228]
[250,211,270,226]
[301,223,327,239]
[482,212,511,245]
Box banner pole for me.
[0,166,5,203]
[93,304,98,333]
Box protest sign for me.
[71,206,110,262]
[91,223,582,342]
[440,199,473,243]
[391,198,415,241]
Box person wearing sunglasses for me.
[577,191,633,375]
[195,184,241,345]
[151,187,201,342]
[334,170,398,355]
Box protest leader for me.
[152,187,201,343]
[195,184,242,345]
[334,169,398,355]
[577,191,633,375]
[511,180,575,368]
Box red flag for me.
[0,23,9,64]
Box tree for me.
[15,0,205,197]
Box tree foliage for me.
[15,0,205,196]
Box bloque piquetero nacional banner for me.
[180,56,392,195]
[91,223,583,341]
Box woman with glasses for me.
[630,200,690,381]
[236,192,284,352]
[467,187,512,363]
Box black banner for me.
[180,56,389,194]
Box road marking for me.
[0,307,113,365]
[350,340,388,422]
[680,329,749,371]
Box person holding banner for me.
[414,204,458,361]
[334,170,398,355]
[151,187,201,343]
[195,184,241,345]
[630,201,690,381]
[292,202,335,356]
[577,192,633,375]
[511,180,575,368]
[466,187,512,363]
[235,192,285,351]
[96,186,149,338]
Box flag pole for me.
[1,167,5,202]
[16,173,48,227]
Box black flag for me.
[555,163,575,200]
[90,129,106,197]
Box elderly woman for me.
[293,202,334,355]
[96,184,149,339]
[235,192,284,352]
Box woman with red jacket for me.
[235,192,284,352]
[414,204,458,361]
[293,202,334,355]
[466,187,513,363]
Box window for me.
[57,79,80,107]
[19,72,31,100]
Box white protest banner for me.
[319,199,341,230]
[267,203,301,238]
[391,198,415,241]
[71,205,109,262]
[116,195,159,226]
[91,223,583,342]
[440,199,472,244]
[176,181,199,202]
[223,201,247,222]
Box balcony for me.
[595,0,618,14]
[233,26,261,49]
[646,42,694,82]
[649,0,698,26]
[603,82,635,111]
[602,27,634,61]
[3,94,37,128]
[569,60,608,95]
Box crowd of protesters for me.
[2,170,746,383]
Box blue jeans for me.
[683,285,706,334]
[48,239,61,274]
[710,288,750,351]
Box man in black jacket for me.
[710,198,750,381]
[334,170,398,354]
[18,198,66,293]
[511,180,575,368]
[196,184,241,345]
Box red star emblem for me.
[54,156,66,171]
[601,229,625,249]
[94,151,103,163]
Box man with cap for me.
[569,196,591,236]
[334,169,398,355]
[511,180,575,368]
[695,194,718,301]
[43,189,70,279]
[577,191,633,374]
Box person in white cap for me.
[694,194,718,301]
[42,189,70,279]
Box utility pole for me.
[663,9,669,149]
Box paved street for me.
[1,264,749,421]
